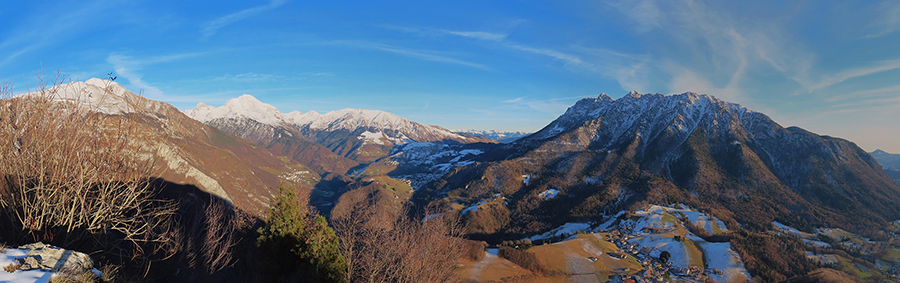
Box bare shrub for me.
[201,198,238,273]
[0,72,176,262]
[333,200,466,283]
[462,240,488,261]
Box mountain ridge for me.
[184,94,497,164]
[406,90,900,239]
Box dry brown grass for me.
[3,262,21,273]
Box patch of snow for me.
[628,235,691,268]
[424,212,445,222]
[538,189,560,199]
[461,200,489,214]
[772,221,809,238]
[458,149,484,155]
[528,223,591,241]
[593,211,626,231]
[0,248,58,283]
[584,176,603,185]
[698,242,751,283]
[18,78,165,116]
[806,251,839,265]
[358,130,390,145]
[522,175,531,185]
[803,239,831,249]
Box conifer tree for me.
[258,185,347,282]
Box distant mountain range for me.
[871,149,900,184]
[185,95,495,164]
[452,130,530,143]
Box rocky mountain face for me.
[293,108,496,163]
[26,79,316,216]
[402,91,900,238]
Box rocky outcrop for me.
[15,243,93,273]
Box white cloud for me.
[383,25,508,41]
[201,0,289,38]
[442,30,507,41]
[805,59,900,93]
[603,0,818,101]
[212,72,283,82]
[325,40,490,70]
[606,0,662,33]
[837,83,900,102]
[503,97,524,103]
[497,95,586,114]
[506,44,588,67]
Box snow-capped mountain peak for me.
[17,78,162,115]
[184,94,289,125]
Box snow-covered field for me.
[0,248,53,283]
[697,241,751,282]
[517,204,750,283]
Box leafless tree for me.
[332,193,465,283]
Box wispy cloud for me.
[443,31,507,41]
[805,59,900,92]
[0,0,110,67]
[499,95,586,114]
[838,83,900,102]
[506,44,588,67]
[201,0,289,39]
[604,0,817,102]
[382,25,507,41]
[107,52,206,98]
[325,40,490,70]
[212,72,283,82]
[503,97,524,103]
[862,1,900,39]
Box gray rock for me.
[15,242,93,272]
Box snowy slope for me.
[184,94,292,125]
[184,96,481,145]
[16,78,171,116]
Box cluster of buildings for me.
[599,225,722,282]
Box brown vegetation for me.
[332,196,466,283]
[497,246,544,273]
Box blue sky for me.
[1,0,899,152]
